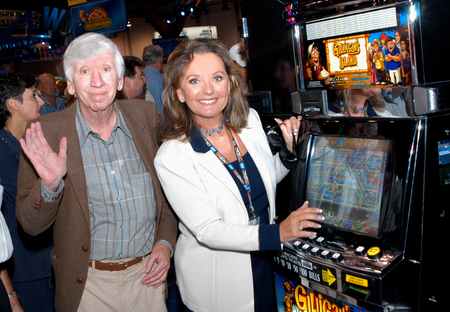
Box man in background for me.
[37,73,66,115]
[116,56,148,100]
[56,80,67,99]
[229,43,251,94]
[142,45,164,115]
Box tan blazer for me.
[16,100,178,312]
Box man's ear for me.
[66,80,75,95]
[124,76,131,88]
[117,77,124,91]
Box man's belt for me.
[89,256,144,271]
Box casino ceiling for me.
[0,0,239,60]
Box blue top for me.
[385,46,402,71]
[0,129,54,283]
[39,95,66,116]
[143,66,164,115]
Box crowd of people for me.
[1,31,407,312]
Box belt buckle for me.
[116,261,128,269]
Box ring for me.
[163,274,167,279]
[298,225,303,231]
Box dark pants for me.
[14,276,56,312]
[166,258,186,312]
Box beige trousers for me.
[78,255,167,312]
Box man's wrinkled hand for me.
[142,243,171,288]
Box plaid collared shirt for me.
[75,102,156,261]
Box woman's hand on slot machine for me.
[279,201,324,243]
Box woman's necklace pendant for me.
[354,106,367,113]
[200,119,224,136]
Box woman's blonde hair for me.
[158,39,249,144]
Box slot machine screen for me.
[305,135,391,238]
[302,5,411,90]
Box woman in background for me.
[0,72,55,312]
[330,88,393,117]
[154,39,323,312]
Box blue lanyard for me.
[202,132,257,220]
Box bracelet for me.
[8,290,17,299]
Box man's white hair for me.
[63,32,124,82]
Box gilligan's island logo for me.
[279,278,371,312]
[294,284,353,312]
[333,40,361,70]
[78,7,112,31]
[325,35,369,75]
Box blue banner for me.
[70,0,127,38]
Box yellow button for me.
[367,246,382,259]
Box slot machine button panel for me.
[332,252,344,263]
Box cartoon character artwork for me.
[306,66,313,81]
[367,42,378,85]
[379,33,388,54]
[400,39,411,85]
[395,30,406,84]
[308,42,330,80]
[379,33,389,79]
[77,10,87,26]
[385,36,403,86]
[395,30,403,55]
[281,279,295,312]
[372,39,386,85]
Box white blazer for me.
[0,184,14,263]
[155,109,290,312]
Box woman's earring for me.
[180,99,185,103]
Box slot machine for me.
[265,0,450,311]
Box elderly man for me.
[116,56,148,100]
[16,32,177,312]
[37,73,66,115]
[142,45,164,115]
